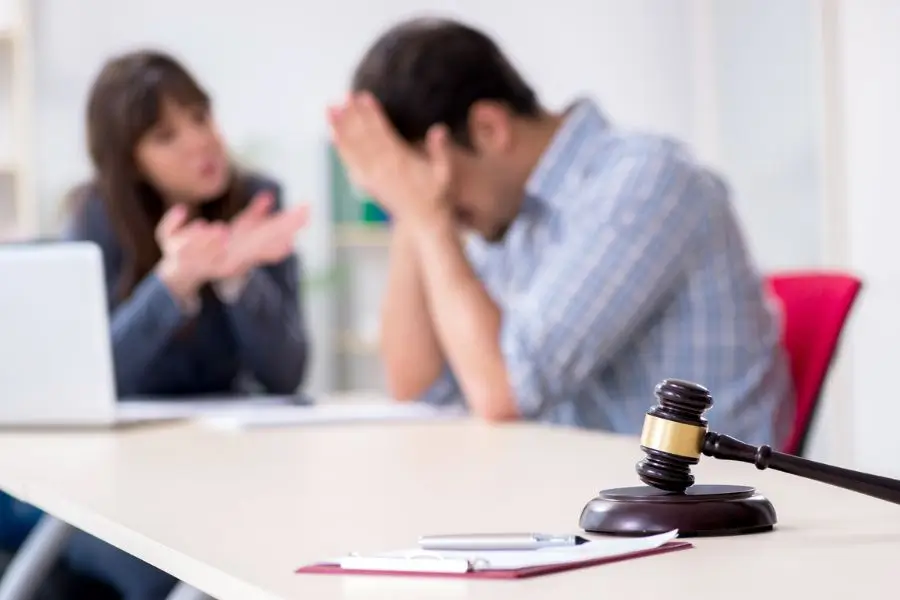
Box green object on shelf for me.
[328,144,357,224]
[328,143,390,224]
[361,200,389,223]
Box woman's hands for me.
[216,191,308,280]
[154,204,227,304]
[154,192,308,306]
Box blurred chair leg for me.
[0,515,73,600]
[165,582,214,600]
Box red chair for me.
[765,272,863,456]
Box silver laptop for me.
[0,242,312,428]
[0,242,135,427]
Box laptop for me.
[0,241,134,426]
[0,241,313,428]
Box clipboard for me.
[296,540,692,580]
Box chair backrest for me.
[765,272,863,456]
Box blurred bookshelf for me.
[328,144,391,391]
[0,0,36,241]
[335,223,390,248]
[339,330,379,355]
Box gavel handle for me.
[702,432,900,505]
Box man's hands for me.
[327,92,453,225]
[328,94,518,420]
[154,192,308,305]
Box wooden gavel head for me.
[635,378,715,493]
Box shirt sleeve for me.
[500,146,715,419]
[60,193,191,397]
[417,365,464,407]
[218,256,309,394]
[216,183,309,394]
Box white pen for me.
[418,533,589,551]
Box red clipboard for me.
[296,540,692,580]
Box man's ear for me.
[467,101,514,155]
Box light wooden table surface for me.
[0,419,895,599]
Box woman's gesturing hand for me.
[213,191,309,280]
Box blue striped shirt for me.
[421,98,794,446]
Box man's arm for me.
[410,148,712,421]
[379,225,449,401]
[409,216,515,420]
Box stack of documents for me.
[297,530,690,579]
[115,393,465,429]
[194,401,467,430]
[117,396,302,422]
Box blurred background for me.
[0,0,897,473]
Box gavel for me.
[579,378,900,537]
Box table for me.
[0,419,895,599]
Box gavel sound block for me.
[579,378,900,537]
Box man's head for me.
[352,18,553,241]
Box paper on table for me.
[196,402,467,430]
[116,395,307,423]
[338,530,680,572]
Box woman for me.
[12,50,309,599]
[65,50,309,399]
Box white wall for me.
[705,1,846,463]
[709,0,826,270]
[831,0,900,476]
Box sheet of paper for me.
[116,395,307,422]
[338,530,679,572]
[196,402,467,430]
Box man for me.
[328,17,794,445]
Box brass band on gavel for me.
[639,414,707,459]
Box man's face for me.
[443,149,513,242]
[440,103,524,243]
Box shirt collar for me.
[522,98,610,211]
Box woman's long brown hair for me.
[76,50,248,301]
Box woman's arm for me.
[215,253,308,394]
[108,272,196,396]
[62,193,193,396]
[211,178,309,393]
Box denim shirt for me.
[61,173,309,397]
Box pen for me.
[418,533,590,551]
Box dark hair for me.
[74,49,247,301]
[351,17,540,148]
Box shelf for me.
[0,2,34,239]
[335,223,390,248]
[0,26,20,43]
[0,160,18,175]
[338,331,379,355]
